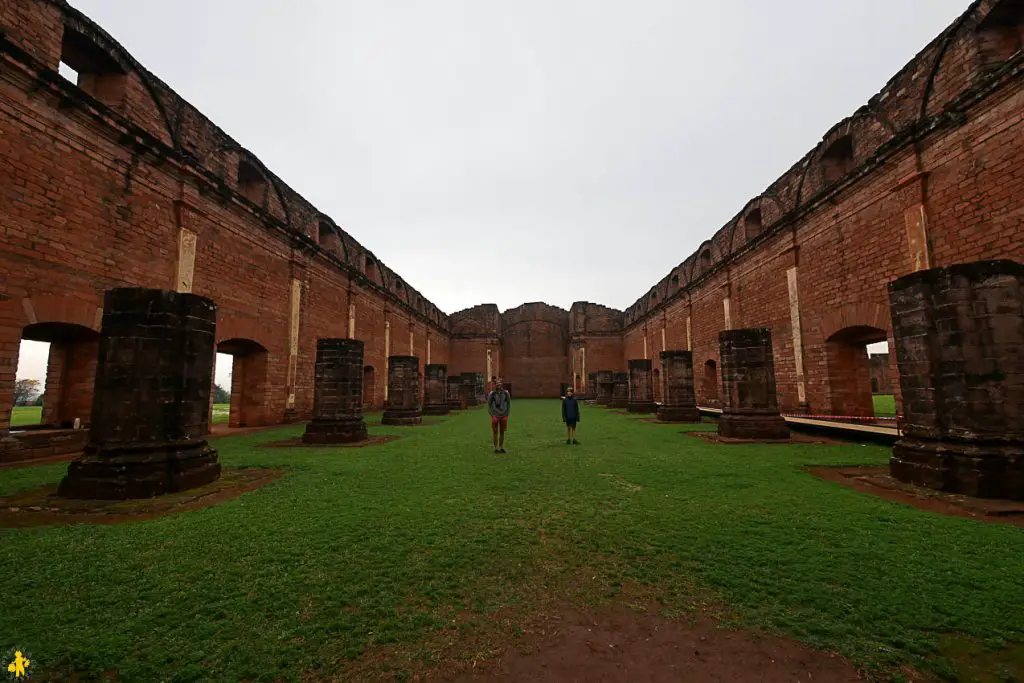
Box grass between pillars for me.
[0,400,1020,682]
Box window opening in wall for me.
[364,256,375,275]
[317,220,342,255]
[977,0,1024,65]
[57,61,79,84]
[237,159,267,205]
[821,135,854,185]
[671,274,680,288]
[744,208,763,242]
[700,250,712,272]
[59,27,127,108]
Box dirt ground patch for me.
[448,605,869,683]
[808,466,1024,527]
[259,434,403,449]
[0,467,285,528]
[688,431,844,445]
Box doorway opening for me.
[702,359,719,406]
[825,327,891,418]
[216,338,269,427]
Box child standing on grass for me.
[562,387,581,445]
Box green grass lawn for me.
[212,402,229,425]
[873,394,896,417]
[12,404,231,427]
[10,405,42,426]
[0,400,1020,682]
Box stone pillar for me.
[460,372,478,406]
[610,372,629,409]
[627,359,656,413]
[382,356,422,425]
[657,350,700,422]
[57,288,222,499]
[718,328,789,440]
[446,375,462,410]
[301,338,368,444]
[474,372,486,404]
[596,370,614,405]
[888,260,1024,500]
[423,363,450,415]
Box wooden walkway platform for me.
[697,407,900,445]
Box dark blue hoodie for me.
[561,395,581,423]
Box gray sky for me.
[16,0,968,386]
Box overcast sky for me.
[16,0,968,386]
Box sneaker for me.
[566,439,572,444]
[572,439,579,445]
[499,448,507,454]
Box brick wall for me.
[0,0,450,431]
[3,0,1024,431]
[620,0,1024,418]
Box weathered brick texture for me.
[888,260,1024,499]
[717,328,790,440]
[627,359,656,413]
[657,350,700,423]
[382,356,422,425]
[610,372,629,409]
[595,370,614,405]
[3,0,1024,439]
[57,288,221,499]
[302,338,368,444]
[423,363,450,415]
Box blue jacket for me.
[561,396,581,422]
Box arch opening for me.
[825,326,890,419]
[822,135,855,185]
[317,220,343,257]
[977,0,1024,65]
[60,26,128,109]
[215,338,269,428]
[744,208,763,242]
[13,322,100,430]
[702,359,719,407]
[237,159,268,205]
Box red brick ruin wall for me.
[622,0,1024,417]
[0,0,449,430]
[3,0,1024,426]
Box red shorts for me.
[491,415,508,431]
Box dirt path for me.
[449,605,869,682]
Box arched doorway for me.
[702,359,719,406]
[825,326,889,418]
[216,338,269,428]
[362,366,375,411]
[20,322,100,428]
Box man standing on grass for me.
[487,378,511,454]
[562,387,581,445]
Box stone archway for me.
[825,325,889,418]
[216,338,270,427]
[22,321,100,428]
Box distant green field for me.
[10,405,41,426]
[873,394,896,417]
[10,404,231,427]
